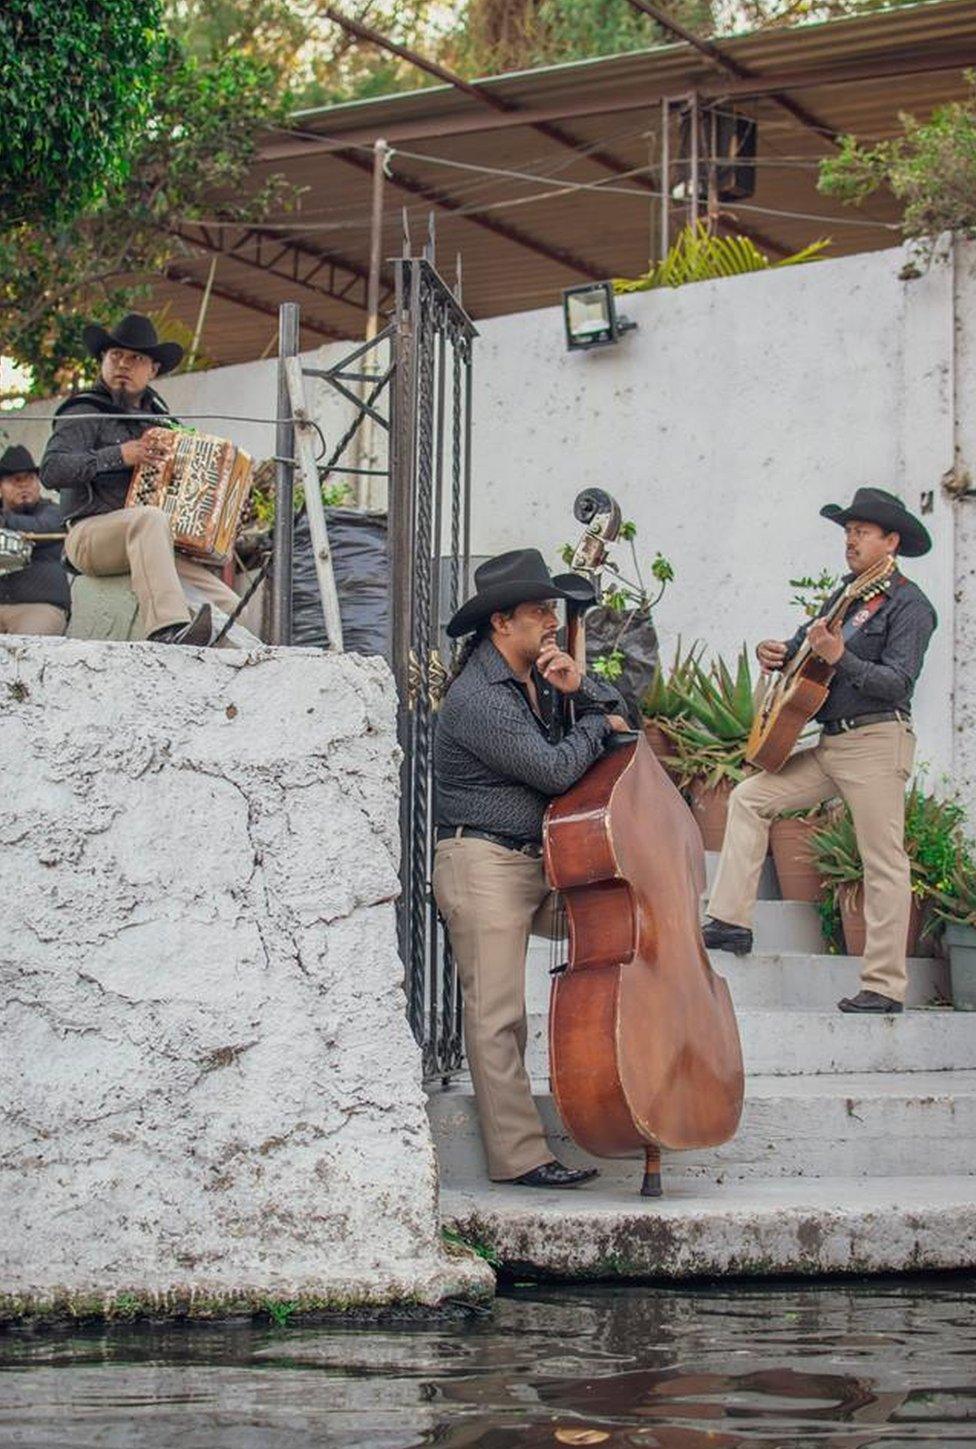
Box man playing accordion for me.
[40,313,245,647]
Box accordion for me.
[125,427,253,566]
[0,527,33,576]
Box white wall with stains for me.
[0,638,490,1318]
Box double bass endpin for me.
[640,1144,663,1198]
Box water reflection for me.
[0,1277,974,1446]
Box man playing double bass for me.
[703,488,937,1014]
[433,549,630,1188]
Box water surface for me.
[1,1276,974,1446]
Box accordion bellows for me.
[125,427,253,565]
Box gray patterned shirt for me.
[434,639,622,843]
[783,570,937,723]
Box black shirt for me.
[782,570,937,723]
[434,638,623,844]
[0,499,70,611]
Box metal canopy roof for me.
[145,0,976,364]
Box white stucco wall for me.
[470,244,961,784]
[0,638,489,1319]
[10,241,973,789]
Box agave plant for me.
[614,222,830,295]
[810,784,973,948]
[640,639,700,721]
[659,645,758,788]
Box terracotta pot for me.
[642,720,683,784]
[839,884,924,958]
[642,720,672,764]
[688,776,734,852]
[769,816,824,903]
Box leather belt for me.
[821,709,911,736]
[436,825,543,858]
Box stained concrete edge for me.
[0,1249,495,1327]
[441,1179,976,1281]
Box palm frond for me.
[614,222,830,295]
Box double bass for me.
[544,489,744,1197]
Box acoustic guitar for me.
[745,555,896,773]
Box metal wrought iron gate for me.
[389,252,476,1084]
[271,234,474,1082]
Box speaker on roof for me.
[674,106,757,204]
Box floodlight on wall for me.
[563,282,637,352]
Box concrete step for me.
[524,943,948,1013]
[440,1175,976,1279]
[428,1070,976,1185]
[522,1007,976,1079]
[705,849,781,900]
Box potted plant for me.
[640,640,699,768]
[663,645,757,850]
[769,805,831,902]
[929,856,976,1010]
[810,781,967,956]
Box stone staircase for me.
[432,852,976,1280]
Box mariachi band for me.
[3,309,937,1194]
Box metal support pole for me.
[187,254,217,370]
[354,138,389,510]
[660,97,670,259]
[272,302,300,645]
[689,91,700,231]
[707,105,719,228]
[366,139,388,340]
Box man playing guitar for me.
[702,488,937,1014]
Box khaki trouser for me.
[433,835,561,1181]
[708,721,917,1001]
[66,508,243,639]
[0,603,67,636]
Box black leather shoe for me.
[701,917,754,955]
[837,989,904,1014]
[150,604,213,647]
[510,1160,599,1189]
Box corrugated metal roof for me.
[145,0,976,363]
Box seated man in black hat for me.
[433,549,630,1188]
[703,488,937,1015]
[39,313,244,646]
[0,445,70,636]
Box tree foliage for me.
[818,73,976,258]
[0,37,292,397]
[0,1,166,229]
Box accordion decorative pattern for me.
[0,527,33,576]
[125,427,253,565]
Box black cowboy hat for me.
[82,312,184,375]
[446,548,596,638]
[0,444,38,479]
[820,486,931,558]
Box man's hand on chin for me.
[537,640,582,694]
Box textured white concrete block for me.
[0,637,490,1320]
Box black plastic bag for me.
[584,605,660,723]
[291,508,389,656]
